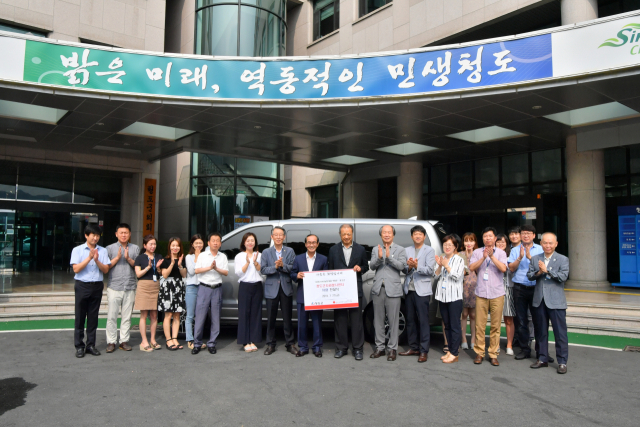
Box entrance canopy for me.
[2,12,640,168]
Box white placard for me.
[302,269,359,311]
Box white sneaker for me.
[506,348,514,356]
[461,342,469,350]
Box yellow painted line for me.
[566,288,640,296]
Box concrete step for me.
[0,309,141,321]
[0,301,108,313]
[0,292,104,304]
[567,302,640,318]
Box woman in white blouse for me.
[435,234,465,364]
[234,232,263,352]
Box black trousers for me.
[405,291,431,353]
[334,296,365,352]
[265,286,295,347]
[440,299,463,357]
[74,280,103,349]
[514,283,540,357]
[534,299,569,365]
[237,281,264,345]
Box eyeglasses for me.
[306,241,318,245]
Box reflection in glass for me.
[605,147,627,176]
[502,186,528,196]
[630,146,640,174]
[18,165,72,203]
[0,162,16,200]
[196,6,239,56]
[237,158,278,178]
[475,158,499,188]
[631,176,640,196]
[193,153,236,176]
[189,154,283,239]
[74,171,122,205]
[241,0,286,18]
[430,165,448,193]
[451,162,472,191]
[239,7,285,57]
[532,149,561,182]
[502,154,529,186]
[605,176,628,197]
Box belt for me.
[199,283,221,289]
[514,282,534,288]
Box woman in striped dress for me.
[496,234,516,356]
[435,234,466,364]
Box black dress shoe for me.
[548,356,555,363]
[191,346,201,355]
[354,350,364,361]
[207,347,217,354]
[314,351,322,358]
[530,360,549,369]
[515,351,531,360]
[334,349,347,358]
[387,350,397,361]
[264,346,276,355]
[85,346,101,356]
[557,364,567,374]
[75,348,85,358]
[295,350,309,357]
[286,345,299,355]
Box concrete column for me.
[566,135,609,288]
[158,152,191,241]
[563,0,606,288]
[561,0,598,26]
[397,162,422,220]
[342,178,378,218]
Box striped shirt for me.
[435,253,465,303]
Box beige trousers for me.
[473,295,504,358]
[106,288,136,344]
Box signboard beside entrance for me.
[303,270,359,310]
[613,205,640,288]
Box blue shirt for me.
[508,243,543,286]
[70,243,111,282]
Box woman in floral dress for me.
[159,237,186,350]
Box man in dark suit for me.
[328,224,370,361]
[527,232,570,374]
[261,226,298,355]
[291,234,328,357]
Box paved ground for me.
[1,327,639,427]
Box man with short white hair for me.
[370,225,407,362]
[527,232,570,374]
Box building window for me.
[0,22,47,37]
[310,185,338,218]
[195,0,286,57]
[313,0,340,40]
[190,153,284,237]
[359,0,391,18]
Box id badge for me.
[483,272,489,281]
[153,275,157,282]
[545,274,551,280]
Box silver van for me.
[215,218,443,343]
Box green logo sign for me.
[599,23,640,48]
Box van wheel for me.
[363,301,408,345]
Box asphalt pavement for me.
[1,326,639,427]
